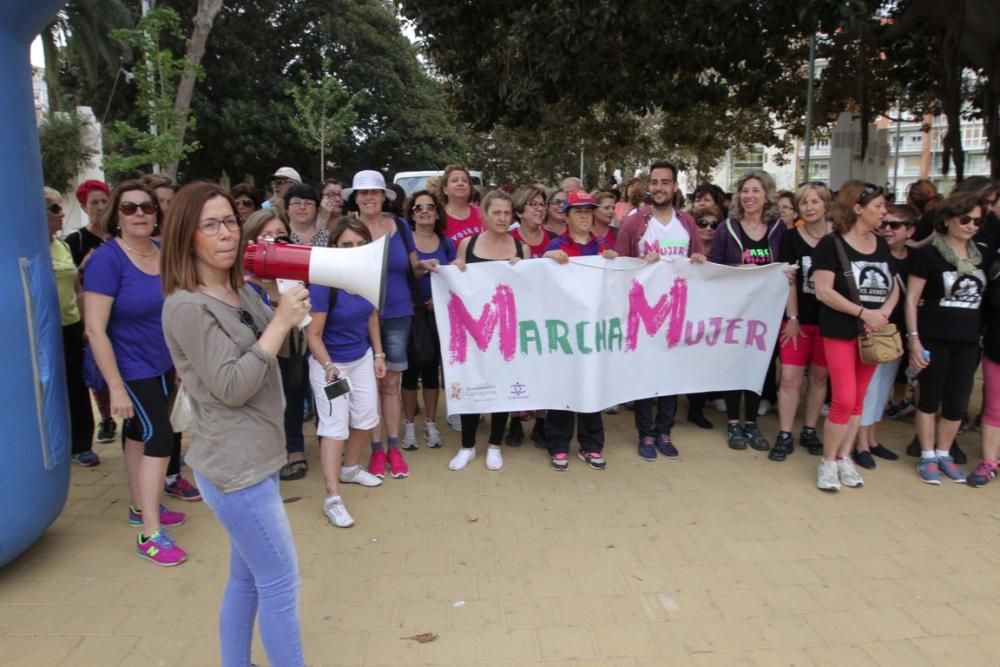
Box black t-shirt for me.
[778,228,823,325]
[909,245,985,343]
[974,211,1000,257]
[812,233,895,340]
[739,226,774,266]
[889,251,912,329]
[63,226,105,268]
[912,210,936,243]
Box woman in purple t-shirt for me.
[83,180,188,566]
[305,218,388,528]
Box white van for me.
[393,170,484,196]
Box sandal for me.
[279,460,308,481]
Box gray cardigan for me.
[162,285,286,493]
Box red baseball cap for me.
[562,190,598,213]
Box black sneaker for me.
[799,427,823,456]
[950,440,967,465]
[656,434,679,459]
[853,450,877,470]
[505,419,524,447]
[744,423,770,451]
[727,423,748,450]
[769,432,793,462]
[530,419,547,449]
[870,443,898,460]
[906,436,920,458]
[686,413,713,430]
[96,418,116,444]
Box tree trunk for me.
[165,0,224,181]
[938,32,965,181]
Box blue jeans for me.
[194,472,305,667]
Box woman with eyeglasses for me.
[441,164,482,245]
[852,204,915,468]
[283,183,325,247]
[592,190,618,242]
[45,188,97,467]
[84,180,189,565]
[345,170,439,480]
[304,217,387,527]
[230,183,261,223]
[160,182,309,666]
[812,181,898,492]
[316,178,344,231]
[906,192,987,485]
[543,188,568,237]
[449,191,529,471]
[511,184,552,258]
[777,190,797,229]
[400,191,454,451]
[708,170,786,452]
[772,182,833,462]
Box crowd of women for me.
[43,161,1000,666]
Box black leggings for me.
[401,357,441,391]
[460,413,509,448]
[725,390,761,423]
[122,371,176,457]
[63,322,94,456]
[916,337,980,421]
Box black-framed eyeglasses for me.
[234,198,255,208]
[880,220,911,231]
[46,203,63,215]
[696,219,721,229]
[238,309,261,339]
[198,216,241,236]
[857,183,883,205]
[118,201,158,216]
[959,214,984,228]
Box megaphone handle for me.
[276,278,312,330]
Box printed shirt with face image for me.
[811,233,896,340]
[909,245,985,343]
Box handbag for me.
[832,235,903,364]
[407,302,438,367]
[169,384,194,432]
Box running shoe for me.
[656,434,679,459]
[769,432,793,462]
[71,451,100,467]
[968,460,999,488]
[386,448,409,478]
[485,446,503,471]
[136,530,187,566]
[448,448,475,471]
[96,418,116,444]
[577,450,607,470]
[401,421,418,450]
[551,452,569,471]
[424,421,443,448]
[339,466,382,487]
[936,454,966,483]
[128,504,186,528]
[323,497,354,528]
[369,450,387,478]
[164,476,201,502]
[837,457,864,487]
[918,459,941,485]
[744,423,770,451]
[726,423,747,450]
[638,436,657,461]
[799,427,823,455]
[817,460,840,492]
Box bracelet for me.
[857,306,864,318]
[787,315,798,321]
[906,332,920,338]
[322,361,336,371]
[374,353,386,359]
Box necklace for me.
[802,222,827,241]
[119,238,156,257]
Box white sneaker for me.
[424,421,442,448]
[401,421,418,450]
[323,496,354,528]
[817,460,841,492]
[339,466,382,487]
[448,448,475,470]
[757,399,772,417]
[837,458,864,488]
[712,399,727,413]
[446,414,462,432]
[486,446,503,471]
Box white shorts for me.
[308,350,380,441]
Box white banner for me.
[431,257,789,414]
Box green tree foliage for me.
[39,111,94,193]
[102,6,200,180]
[286,59,363,181]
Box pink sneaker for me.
[136,530,187,566]
[387,448,409,478]
[369,450,387,478]
[128,504,186,527]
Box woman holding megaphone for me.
[344,170,440,480]
[161,182,309,667]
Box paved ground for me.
[2,398,1000,666]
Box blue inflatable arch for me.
[0,0,73,568]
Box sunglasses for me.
[857,183,883,205]
[959,215,984,228]
[46,203,63,215]
[337,241,369,248]
[412,203,436,213]
[234,198,255,208]
[696,219,721,229]
[198,216,241,236]
[238,309,261,339]
[118,201,158,216]
[880,220,911,231]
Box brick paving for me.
[2,401,999,666]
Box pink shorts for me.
[779,322,827,368]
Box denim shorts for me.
[380,316,412,372]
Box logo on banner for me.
[509,382,528,398]
[449,383,463,400]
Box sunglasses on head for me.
[46,203,63,215]
[959,214,984,228]
[695,219,720,229]
[880,220,911,231]
[857,183,883,205]
[118,201,158,216]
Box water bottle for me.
[905,350,931,384]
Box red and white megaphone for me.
[243,237,389,312]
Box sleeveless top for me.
[465,233,524,264]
